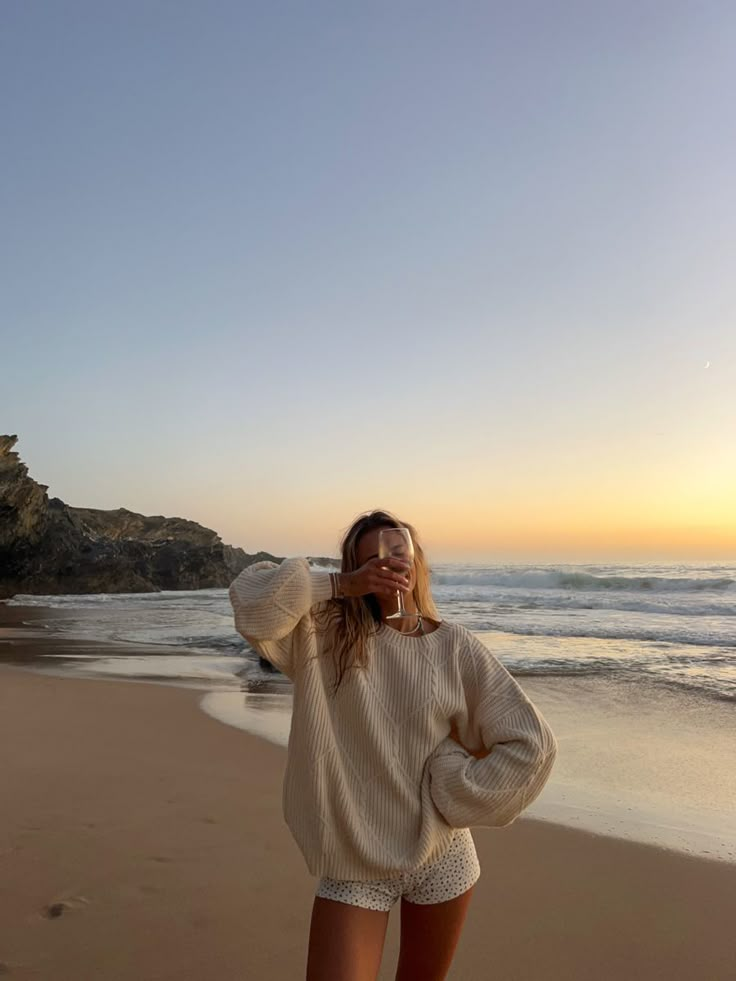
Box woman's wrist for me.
[330,572,351,599]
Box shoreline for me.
[1,660,735,980]
[3,601,736,865]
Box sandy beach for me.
[2,649,735,980]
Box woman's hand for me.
[339,557,411,599]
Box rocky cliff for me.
[0,435,325,598]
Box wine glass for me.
[378,527,415,619]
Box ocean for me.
[4,560,735,702]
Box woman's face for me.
[355,527,417,594]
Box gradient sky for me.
[2,1,735,563]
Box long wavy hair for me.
[312,510,440,695]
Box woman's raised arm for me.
[228,558,333,678]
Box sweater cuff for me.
[309,570,335,605]
[431,736,471,763]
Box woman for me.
[229,510,557,981]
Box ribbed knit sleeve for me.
[428,636,557,828]
[228,557,334,679]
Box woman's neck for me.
[377,593,418,620]
[378,592,426,635]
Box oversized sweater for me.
[229,557,558,881]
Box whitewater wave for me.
[437,592,736,618]
[472,616,736,650]
[431,570,735,592]
[3,588,227,608]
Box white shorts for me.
[315,828,481,913]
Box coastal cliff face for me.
[0,434,49,548]
[0,435,290,598]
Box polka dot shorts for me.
[315,829,481,912]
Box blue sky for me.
[3,1,734,561]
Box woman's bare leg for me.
[394,887,475,981]
[306,896,390,981]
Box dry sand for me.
[1,662,735,980]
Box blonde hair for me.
[313,510,440,695]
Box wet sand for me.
[1,659,735,980]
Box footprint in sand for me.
[41,896,91,919]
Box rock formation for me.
[0,435,337,598]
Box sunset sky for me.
[3,2,734,563]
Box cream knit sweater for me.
[229,557,557,881]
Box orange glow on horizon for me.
[206,457,736,564]
[216,508,736,564]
